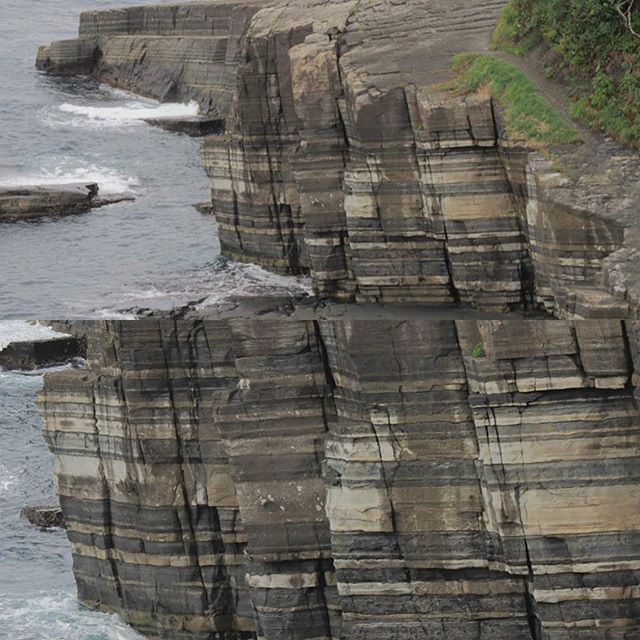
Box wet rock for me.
[192,201,214,215]
[91,193,136,208]
[36,2,266,116]
[145,116,225,136]
[0,183,98,221]
[36,1,640,318]
[39,319,640,640]
[20,505,65,529]
[0,183,133,221]
[0,337,84,370]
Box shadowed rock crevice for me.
[36,0,640,318]
[39,319,640,639]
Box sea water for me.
[0,0,309,318]
[0,323,143,639]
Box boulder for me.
[20,505,65,529]
[0,337,84,370]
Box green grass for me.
[452,53,581,146]
[492,0,640,146]
[471,342,486,358]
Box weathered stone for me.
[36,0,640,317]
[145,117,225,136]
[21,505,65,529]
[0,337,84,370]
[0,183,133,221]
[0,184,97,221]
[39,320,640,640]
[36,1,268,117]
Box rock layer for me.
[0,336,84,370]
[37,1,640,317]
[40,319,640,639]
[36,1,267,117]
[0,183,134,221]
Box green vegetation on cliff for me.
[493,0,640,145]
[452,53,581,146]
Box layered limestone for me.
[203,0,640,316]
[40,319,640,640]
[37,0,640,317]
[36,1,268,116]
[0,183,132,221]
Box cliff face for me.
[37,0,640,318]
[36,1,266,115]
[39,319,640,639]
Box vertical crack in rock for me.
[36,1,640,316]
[39,321,640,640]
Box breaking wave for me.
[58,100,199,125]
[0,321,69,352]
[0,164,139,195]
[0,593,144,640]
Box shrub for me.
[471,342,486,358]
[493,0,640,146]
[452,53,581,146]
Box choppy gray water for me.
[0,362,143,639]
[0,0,309,318]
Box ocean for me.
[0,323,143,639]
[0,0,309,319]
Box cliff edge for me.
[39,319,640,639]
[37,0,640,318]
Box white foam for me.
[0,593,144,640]
[87,309,138,320]
[0,164,139,195]
[0,321,70,352]
[0,462,18,496]
[106,261,313,311]
[58,100,199,125]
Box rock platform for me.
[0,183,133,221]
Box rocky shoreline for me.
[0,323,85,370]
[38,319,640,640]
[36,0,640,319]
[18,1,640,640]
[0,183,133,221]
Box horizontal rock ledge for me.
[20,505,65,529]
[0,183,134,221]
[0,336,85,371]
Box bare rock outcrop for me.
[0,183,134,221]
[36,0,640,317]
[0,336,84,370]
[36,1,269,116]
[39,319,640,639]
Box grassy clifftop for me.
[452,53,581,147]
[493,0,640,145]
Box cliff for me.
[37,0,640,318]
[39,319,640,639]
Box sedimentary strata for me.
[39,319,640,639]
[0,336,84,370]
[36,1,267,116]
[37,0,640,317]
[20,505,65,529]
[0,183,133,221]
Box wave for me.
[0,592,144,640]
[0,321,70,352]
[0,164,139,195]
[58,100,199,125]
[0,462,18,497]
[97,259,314,313]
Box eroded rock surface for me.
[36,1,268,116]
[37,0,640,317]
[0,336,84,370]
[39,319,640,639]
[0,183,133,221]
[20,505,65,529]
